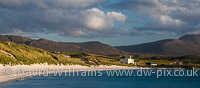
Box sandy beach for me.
[0,64,142,83]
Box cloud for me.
[2,0,199,38]
[0,0,128,37]
[81,8,126,31]
[106,0,200,35]
[51,0,105,9]
[0,0,105,9]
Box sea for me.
[1,69,200,88]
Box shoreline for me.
[0,64,199,83]
[0,64,146,83]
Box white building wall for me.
[120,58,134,64]
[127,59,134,64]
[120,56,135,64]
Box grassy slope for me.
[0,42,85,65]
[0,42,127,66]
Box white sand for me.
[0,64,143,83]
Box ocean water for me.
[1,69,200,88]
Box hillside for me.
[179,34,200,44]
[0,35,123,55]
[0,42,85,65]
[0,42,131,66]
[116,34,200,56]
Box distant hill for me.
[0,35,32,44]
[0,35,123,55]
[116,34,200,56]
[179,34,200,44]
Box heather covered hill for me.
[116,34,200,56]
[0,35,123,55]
[0,35,32,44]
[28,39,123,55]
[179,34,200,44]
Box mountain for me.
[116,34,200,56]
[179,34,200,44]
[0,35,32,44]
[0,35,123,55]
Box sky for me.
[0,0,200,46]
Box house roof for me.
[120,56,127,59]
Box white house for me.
[120,56,134,64]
